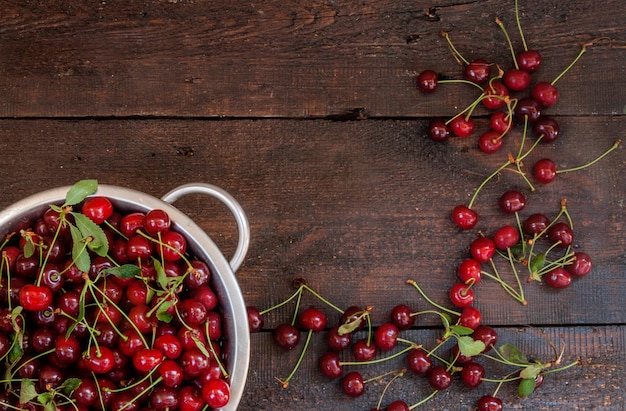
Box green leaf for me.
[530,252,547,275]
[156,302,174,323]
[70,223,91,273]
[450,324,474,336]
[518,377,536,398]
[103,264,141,279]
[456,335,486,358]
[192,336,212,358]
[8,333,23,363]
[59,377,82,395]
[520,363,544,380]
[19,379,38,405]
[72,213,109,256]
[154,259,169,289]
[499,343,529,365]
[63,179,98,207]
[440,312,451,330]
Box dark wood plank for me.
[0,117,623,327]
[244,325,626,410]
[0,0,624,118]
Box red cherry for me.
[470,237,495,263]
[533,158,557,184]
[201,379,230,409]
[478,130,503,154]
[427,365,452,390]
[548,222,574,247]
[83,346,115,374]
[406,348,432,375]
[273,323,301,350]
[341,371,365,397]
[390,304,415,330]
[417,70,439,93]
[451,205,478,230]
[449,283,475,308]
[298,307,327,332]
[461,362,485,388]
[514,97,542,123]
[523,213,550,236]
[375,322,399,351]
[472,325,498,352]
[499,190,526,214]
[482,81,509,110]
[532,81,559,107]
[319,351,343,379]
[18,284,53,311]
[503,68,531,91]
[544,267,572,289]
[144,209,171,236]
[492,225,520,250]
[133,348,164,373]
[157,231,187,261]
[458,307,482,330]
[489,111,512,134]
[533,117,561,142]
[476,395,503,411]
[464,59,491,84]
[458,258,481,285]
[450,116,475,138]
[81,196,114,224]
[428,119,451,142]
[517,49,542,72]
[567,252,592,277]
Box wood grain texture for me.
[0,0,624,118]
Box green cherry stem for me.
[438,78,485,92]
[467,160,512,209]
[514,0,529,51]
[374,369,407,410]
[506,247,526,305]
[340,344,417,367]
[408,389,439,410]
[302,285,345,314]
[277,328,313,388]
[496,17,519,69]
[406,279,460,317]
[440,31,469,65]
[259,286,304,316]
[555,139,621,174]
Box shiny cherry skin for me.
[150,386,180,410]
[472,325,498,352]
[178,386,204,411]
[499,190,526,214]
[428,365,452,390]
[464,59,491,84]
[478,130,503,154]
[492,225,520,250]
[133,348,164,373]
[19,284,53,311]
[352,338,378,362]
[476,395,503,411]
[450,116,475,138]
[417,70,439,93]
[503,68,531,91]
[533,158,557,184]
[458,306,482,330]
[319,351,343,379]
[458,258,481,285]
[567,252,592,277]
[326,326,352,351]
[514,97,542,123]
[490,111,512,134]
[406,349,433,375]
[544,267,572,289]
[461,362,485,388]
[533,117,560,142]
[158,231,187,261]
[451,205,478,230]
[144,209,171,236]
[375,322,399,351]
[386,400,410,411]
[341,371,365,397]
[428,119,451,142]
[517,49,542,72]
[524,213,550,236]
[449,283,475,308]
[482,81,509,110]
[246,306,264,333]
[81,196,114,224]
[273,323,301,350]
[390,304,415,330]
[119,212,146,237]
[548,222,574,247]
[298,307,327,332]
[470,237,496,263]
[532,81,559,107]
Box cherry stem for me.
[506,247,527,305]
[496,17,519,69]
[259,285,304,316]
[406,279,460,317]
[556,139,621,174]
[542,359,581,375]
[467,160,511,209]
[340,344,416,366]
[514,0,529,51]
[440,31,469,65]
[408,389,439,410]
[302,284,345,314]
[439,78,484,92]
[551,43,587,85]
[375,369,406,410]
[278,328,313,388]
[206,321,229,378]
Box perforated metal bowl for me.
[0,183,250,411]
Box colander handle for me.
[161,183,250,273]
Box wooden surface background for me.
[0,0,624,410]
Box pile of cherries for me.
[0,180,231,410]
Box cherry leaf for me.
[156,300,175,323]
[499,343,529,365]
[63,179,98,207]
[456,335,486,357]
[103,264,141,279]
[192,335,212,358]
[19,379,38,405]
[59,377,82,395]
[450,324,474,336]
[520,363,544,380]
[8,332,23,363]
[518,377,536,398]
[337,319,361,335]
[154,259,169,289]
[69,223,91,273]
[72,213,109,256]
[530,252,547,276]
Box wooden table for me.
[1,1,624,409]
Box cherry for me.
[178,386,204,411]
[157,231,187,261]
[458,306,482,330]
[72,378,99,406]
[427,119,451,142]
[449,116,475,138]
[184,260,212,289]
[340,306,366,331]
[490,111,512,134]
[246,306,264,333]
[517,49,542,72]
[449,283,475,308]
[464,59,491,84]
[532,81,559,107]
[478,130,504,154]
[523,213,550,236]
[499,190,526,214]
[451,343,473,365]
[461,362,484,388]
[544,267,572,289]
[482,81,509,110]
[492,225,520,250]
[54,334,82,364]
[386,400,409,411]
[298,307,327,332]
[533,158,557,184]
[476,395,503,411]
[390,304,415,330]
[472,325,498,352]
[451,205,478,230]
[133,348,164,373]
[514,97,542,123]
[417,70,439,93]
[180,347,210,378]
[407,348,432,375]
[470,237,496,263]
[548,222,574,247]
[375,322,399,351]
[18,284,53,311]
[39,364,64,390]
[273,323,301,350]
[144,209,171,236]
[191,285,218,311]
[458,258,481,285]
[81,196,114,224]
[150,386,180,410]
[319,351,343,379]
[567,252,592,277]
[533,117,561,142]
[352,338,378,362]
[158,359,184,388]
[341,371,365,397]
[326,326,352,351]
[119,212,146,237]
[503,68,531,91]
[83,346,116,374]
[30,327,56,352]
[178,298,208,326]
[427,365,452,390]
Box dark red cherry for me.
[341,371,365,397]
[566,252,592,277]
[517,50,542,72]
[407,349,432,375]
[458,307,482,330]
[386,400,409,411]
[451,205,478,230]
[427,365,452,390]
[499,190,526,214]
[273,323,301,350]
[533,117,560,142]
[464,59,491,84]
[514,97,542,123]
[470,237,495,263]
[523,213,550,236]
[352,338,377,362]
[319,351,343,379]
[81,196,114,225]
[478,130,503,154]
[375,322,399,351]
[476,395,503,411]
[548,222,574,247]
[544,267,572,289]
[490,111,512,134]
[326,326,352,351]
[390,304,415,330]
[144,209,171,236]
[461,362,485,388]
[533,158,557,184]
[492,225,520,250]
[450,116,475,138]
[532,81,558,107]
[417,70,439,93]
[503,69,531,91]
[472,325,498,352]
[298,307,327,332]
[246,306,264,333]
[427,119,451,142]
[482,81,509,110]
